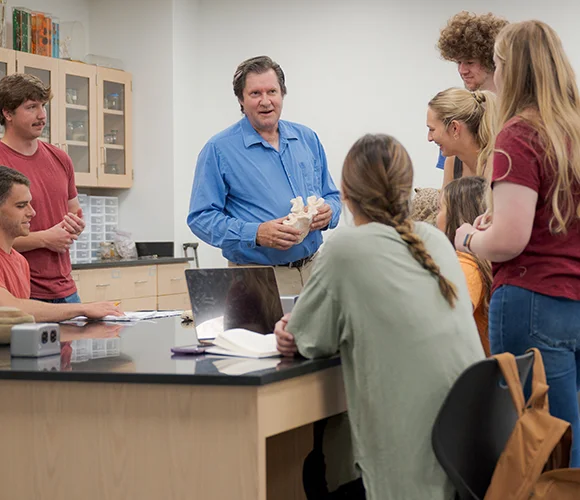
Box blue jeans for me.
[32,291,82,304]
[489,285,580,467]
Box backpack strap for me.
[526,348,550,411]
[494,352,525,415]
[494,348,549,413]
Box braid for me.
[341,133,458,308]
[390,215,458,308]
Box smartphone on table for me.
[171,344,212,355]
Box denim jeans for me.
[489,285,580,467]
[32,291,82,304]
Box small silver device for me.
[280,295,299,315]
[10,323,61,358]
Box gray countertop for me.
[72,257,195,270]
[0,317,341,386]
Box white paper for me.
[70,310,183,323]
[195,315,224,340]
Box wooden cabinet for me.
[0,50,16,138]
[12,52,132,188]
[118,266,157,299]
[157,293,190,311]
[0,49,16,79]
[74,268,124,302]
[59,59,98,187]
[75,262,191,311]
[15,52,58,144]
[120,296,157,311]
[97,67,133,188]
[157,262,191,310]
[157,263,188,296]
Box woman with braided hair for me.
[275,134,484,499]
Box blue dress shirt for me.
[187,116,341,265]
[436,149,446,170]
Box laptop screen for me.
[184,267,284,335]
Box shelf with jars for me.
[0,50,133,189]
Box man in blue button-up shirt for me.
[188,56,341,294]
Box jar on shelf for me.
[71,121,86,141]
[105,93,119,110]
[66,88,77,104]
[66,121,74,140]
[99,242,117,260]
[105,163,119,174]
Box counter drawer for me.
[76,268,124,302]
[157,263,189,296]
[118,266,157,299]
[119,296,157,311]
[157,293,190,311]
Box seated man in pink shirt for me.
[0,166,122,322]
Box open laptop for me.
[184,267,284,338]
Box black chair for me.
[432,351,535,500]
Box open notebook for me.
[212,356,280,375]
[205,328,280,359]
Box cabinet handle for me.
[96,283,110,288]
[100,146,107,178]
[170,277,183,281]
[134,280,148,284]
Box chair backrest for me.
[431,352,535,500]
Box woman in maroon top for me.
[456,20,580,467]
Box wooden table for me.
[0,318,346,500]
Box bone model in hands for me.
[282,195,325,244]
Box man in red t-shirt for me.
[0,74,84,303]
[0,166,122,322]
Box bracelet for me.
[463,232,476,252]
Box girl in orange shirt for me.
[437,176,492,355]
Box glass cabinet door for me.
[0,48,15,138]
[59,60,98,187]
[98,67,132,188]
[0,48,15,78]
[16,52,58,145]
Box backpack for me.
[484,348,580,499]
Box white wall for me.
[88,0,175,244]
[174,0,473,267]
[173,0,580,268]
[43,0,580,267]
[172,0,223,263]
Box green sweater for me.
[288,222,485,500]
